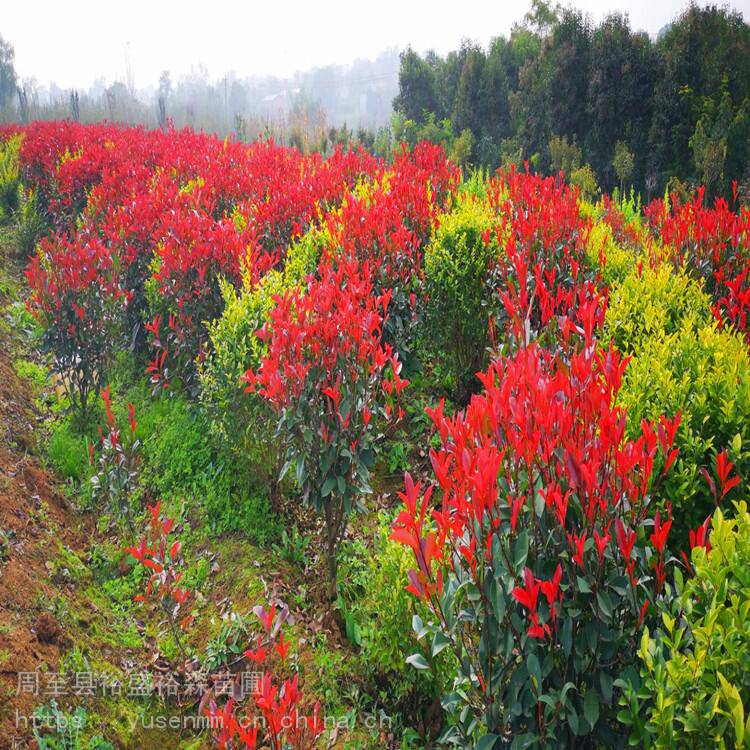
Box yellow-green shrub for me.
[0,134,22,224]
[569,163,600,202]
[605,264,712,350]
[423,194,500,400]
[198,231,321,493]
[619,503,750,748]
[605,265,750,542]
[338,515,452,712]
[586,221,635,287]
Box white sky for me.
[5,0,750,89]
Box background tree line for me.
[0,42,399,149]
[0,1,748,199]
[393,1,750,200]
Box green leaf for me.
[295,454,306,485]
[568,705,580,736]
[510,734,537,750]
[279,459,292,481]
[412,614,424,637]
[597,590,613,622]
[600,672,613,705]
[432,631,450,657]
[560,681,576,706]
[513,529,530,572]
[527,652,542,692]
[321,477,336,497]
[406,653,430,670]
[561,617,573,657]
[732,432,742,455]
[510,733,539,750]
[476,734,499,750]
[584,689,600,728]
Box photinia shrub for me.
[26,231,122,425]
[243,259,407,598]
[392,341,680,748]
[144,198,273,396]
[90,387,140,529]
[202,602,324,750]
[125,499,193,661]
[488,168,601,353]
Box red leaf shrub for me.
[16,122,384,398]
[490,168,604,350]
[203,603,324,750]
[645,188,750,344]
[90,387,141,527]
[26,230,123,423]
[244,258,406,597]
[392,340,680,745]
[125,499,193,660]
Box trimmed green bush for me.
[199,231,319,497]
[423,195,499,401]
[0,134,22,224]
[605,264,750,544]
[585,221,634,287]
[605,264,712,351]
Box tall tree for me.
[0,35,17,109]
[393,48,437,122]
[514,9,591,167]
[649,5,750,184]
[391,1,750,198]
[452,42,486,136]
[586,13,655,188]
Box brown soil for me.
[0,251,93,749]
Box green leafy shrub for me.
[569,164,600,202]
[339,515,451,713]
[620,503,750,748]
[605,265,750,543]
[0,134,22,224]
[585,221,634,287]
[605,264,712,351]
[200,233,318,498]
[200,273,286,495]
[15,187,46,256]
[423,195,499,401]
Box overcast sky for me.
[5,0,750,89]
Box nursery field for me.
[1,121,750,750]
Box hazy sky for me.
[5,0,750,89]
